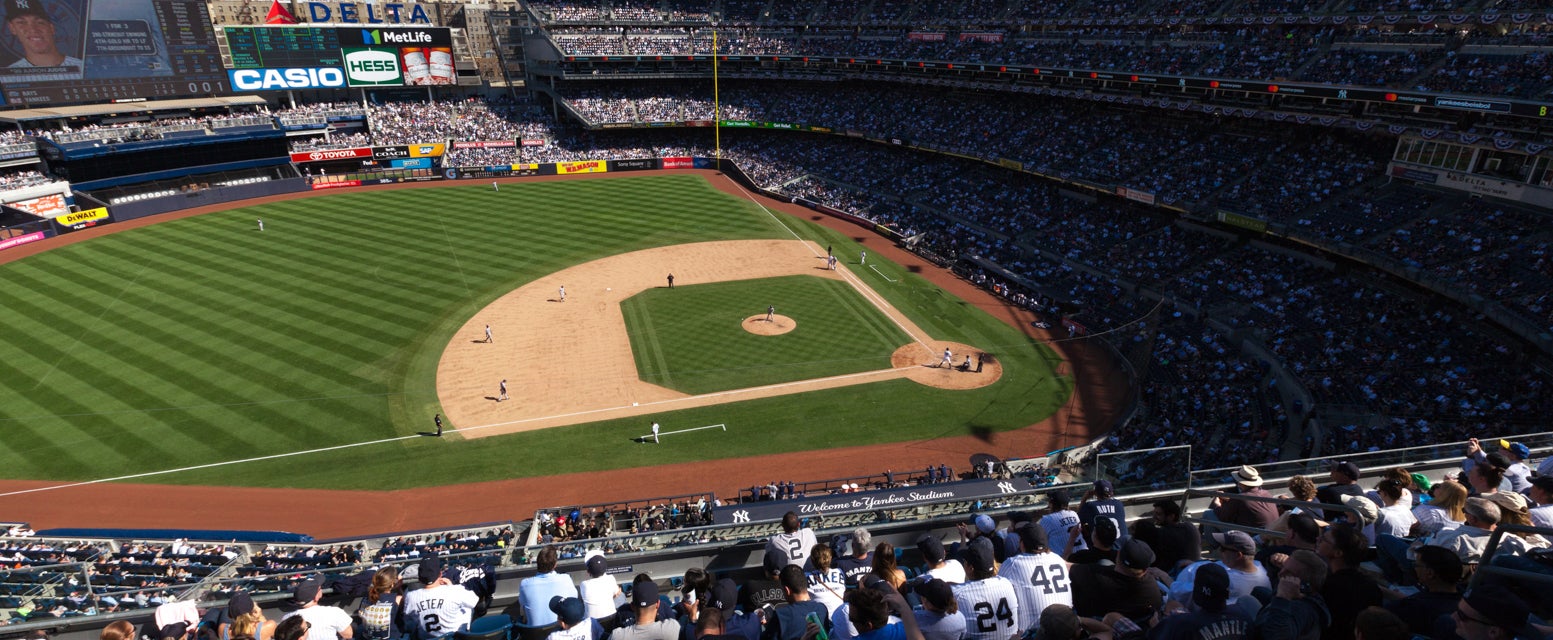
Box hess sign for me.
[229,67,347,91]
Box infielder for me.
[860,250,867,265]
[256,219,264,231]
[940,348,953,368]
[559,285,566,302]
[651,422,661,443]
[498,379,509,402]
[766,305,775,322]
[667,274,674,289]
[484,324,493,343]
[953,537,1020,640]
[434,414,443,437]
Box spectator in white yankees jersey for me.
[1039,490,1085,561]
[916,535,965,584]
[766,512,818,569]
[951,537,1019,640]
[402,556,477,640]
[1000,522,1071,634]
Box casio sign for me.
[229,68,346,91]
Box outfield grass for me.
[0,175,1072,490]
[621,275,910,394]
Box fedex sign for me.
[229,68,347,91]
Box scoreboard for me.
[224,26,343,69]
[0,0,228,106]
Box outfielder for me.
[257,219,264,231]
[652,422,661,443]
[860,250,866,265]
[498,379,509,402]
[939,348,953,368]
[434,414,443,437]
[492,180,499,191]
[953,537,1020,640]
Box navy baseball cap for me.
[631,580,659,608]
[226,591,254,618]
[1330,460,1361,480]
[550,596,586,626]
[1093,480,1114,496]
[1015,520,1048,551]
[964,537,996,572]
[913,579,953,610]
[1118,539,1155,570]
[1193,563,1231,611]
[710,578,738,615]
[586,555,607,577]
[1462,585,1530,632]
[418,555,444,583]
[916,534,946,563]
[4,0,46,22]
[291,577,323,605]
[1093,516,1120,546]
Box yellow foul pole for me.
[713,28,721,161]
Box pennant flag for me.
[266,0,298,24]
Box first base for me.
[632,402,639,406]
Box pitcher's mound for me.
[743,314,796,335]
[891,341,1003,390]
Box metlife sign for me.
[337,27,452,48]
[343,48,403,87]
[228,67,347,92]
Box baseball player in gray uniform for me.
[953,537,1020,640]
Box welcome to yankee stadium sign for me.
[713,477,1040,524]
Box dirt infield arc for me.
[0,170,1126,538]
[435,239,1000,438]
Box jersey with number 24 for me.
[952,576,1021,640]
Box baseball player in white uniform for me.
[257,219,264,231]
[403,556,479,638]
[485,325,493,343]
[953,537,1020,640]
[999,523,1072,633]
[498,379,509,402]
[559,285,566,302]
[651,422,660,443]
[939,348,953,368]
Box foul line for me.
[870,264,898,282]
[726,179,930,350]
[0,368,907,499]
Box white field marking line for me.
[0,370,903,497]
[434,211,474,299]
[639,423,726,438]
[870,264,898,282]
[0,433,427,498]
[31,262,151,391]
[726,179,931,351]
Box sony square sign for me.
[343,47,403,86]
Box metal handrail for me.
[1180,488,1364,539]
[1471,523,1553,587]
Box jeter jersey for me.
[403,584,479,639]
[952,577,1021,640]
[767,528,819,568]
[998,552,1072,633]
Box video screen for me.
[0,0,226,106]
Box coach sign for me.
[713,478,1037,524]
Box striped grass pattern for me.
[0,176,1070,489]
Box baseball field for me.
[0,173,1075,505]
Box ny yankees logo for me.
[996,481,1017,494]
[731,510,750,523]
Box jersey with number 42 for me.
[998,552,1072,633]
[952,576,1021,640]
[403,584,479,639]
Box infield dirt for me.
[0,170,1124,537]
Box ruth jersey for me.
[403,584,479,638]
[952,577,1021,640]
[767,528,819,568]
[998,552,1072,633]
